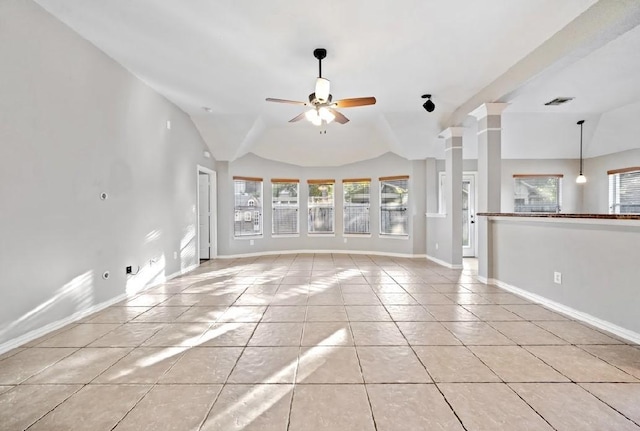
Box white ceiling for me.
[34,0,640,165]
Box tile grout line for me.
[576,383,640,428]
[284,270,308,431]
[195,276,270,431]
[389,299,470,431]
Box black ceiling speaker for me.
[422,94,435,112]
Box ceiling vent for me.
[544,97,574,106]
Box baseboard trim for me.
[0,263,200,355]
[217,249,427,260]
[487,277,640,345]
[425,254,463,269]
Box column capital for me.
[438,127,464,140]
[469,103,509,120]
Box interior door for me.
[198,173,210,260]
[462,174,476,257]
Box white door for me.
[198,173,210,260]
[462,174,476,257]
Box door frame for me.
[462,171,477,257]
[196,166,217,260]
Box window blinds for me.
[608,168,640,214]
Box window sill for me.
[234,235,264,240]
[379,234,409,240]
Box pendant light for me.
[576,120,587,184]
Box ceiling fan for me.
[266,48,376,126]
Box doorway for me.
[462,173,476,257]
[197,167,217,261]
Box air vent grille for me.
[544,97,574,106]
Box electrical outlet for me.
[250,240,254,246]
[344,238,348,243]
[126,266,132,274]
[435,242,439,250]
[554,272,562,284]
[173,251,178,259]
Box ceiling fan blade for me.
[288,112,306,123]
[334,97,376,108]
[266,98,307,106]
[329,108,349,124]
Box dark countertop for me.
[478,213,640,220]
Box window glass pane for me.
[308,183,334,233]
[513,177,560,213]
[344,181,370,234]
[272,182,299,234]
[234,180,262,236]
[609,170,640,214]
[380,179,408,235]
[462,180,470,247]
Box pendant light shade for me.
[576,120,587,184]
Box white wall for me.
[216,152,426,257]
[0,0,214,346]
[488,217,640,338]
[583,148,640,213]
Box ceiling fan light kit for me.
[266,48,376,127]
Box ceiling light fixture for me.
[421,94,435,112]
[576,120,587,184]
[304,107,335,127]
[315,78,331,104]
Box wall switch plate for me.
[126,266,132,274]
[250,240,254,246]
[554,272,562,284]
[344,238,348,243]
[173,251,178,259]
[435,243,439,250]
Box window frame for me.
[379,175,409,237]
[512,174,563,214]
[307,179,335,235]
[233,176,263,238]
[271,179,300,236]
[343,178,372,236]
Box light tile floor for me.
[1,254,639,430]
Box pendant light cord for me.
[578,120,585,175]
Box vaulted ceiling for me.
[35,0,640,165]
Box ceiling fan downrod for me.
[314,48,327,78]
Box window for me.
[609,167,640,214]
[513,175,562,213]
[380,176,409,235]
[272,179,299,235]
[308,179,335,234]
[343,178,371,234]
[233,176,263,237]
